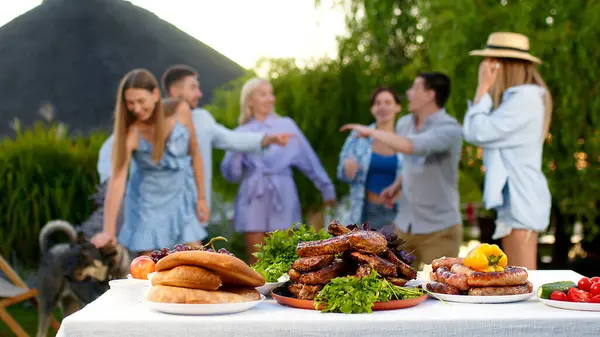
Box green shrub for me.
[0,121,108,268]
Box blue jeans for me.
[361,201,398,231]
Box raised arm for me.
[341,120,462,157]
[193,108,265,153]
[212,121,267,153]
[463,87,544,148]
[289,119,336,202]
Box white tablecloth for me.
[57,270,600,337]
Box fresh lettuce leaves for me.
[252,224,331,282]
[314,271,425,314]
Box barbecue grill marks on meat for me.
[354,264,372,278]
[288,268,301,282]
[287,226,419,300]
[431,257,464,272]
[287,283,323,300]
[426,261,533,296]
[426,281,460,295]
[467,266,528,287]
[297,236,350,257]
[291,255,335,272]
[297,259,346,285]
[467,281,533,296]
[434,266,469,292]
[350,252,397,277]
[347,231,387,255]
[381,249,417,279]
[327,221,351,236]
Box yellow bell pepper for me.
[464,244,508,273]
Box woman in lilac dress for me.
[220,78,336,263]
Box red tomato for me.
[590,276,600,284]
[590,295,600,304]
[568,287,591,303]
[578,277,593,292]
[590,282,600,297]
[550,290,568,301]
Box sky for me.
[0,0,348,69]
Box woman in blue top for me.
[91,69,209,256]
[337,88,403,231]
[463,32,552,270]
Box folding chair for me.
[0,254,60,337]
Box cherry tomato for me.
[590,294,600,304]
[590,276,600,284]
[550,290,568,301]
[568,287,591,303]
[590,282,600,297]
[578,277,592,292]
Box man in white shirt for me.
[97,65,289,230]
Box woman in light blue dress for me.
[91,69,209,256]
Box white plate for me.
[256,281,286,296]
[145,295,266,315]
[430,291,534,304]
[539,298,600,312]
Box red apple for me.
[130,256,156,280]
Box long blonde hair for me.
[490,58,553,139]
[238,77,271,125]
[112,69,166,172]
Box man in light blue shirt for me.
[97,65,289,228]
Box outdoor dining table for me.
[56,270,600,337]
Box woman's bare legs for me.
[501,230,538,270]
[245,232,266,265]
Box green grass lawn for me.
[0,303,61,337]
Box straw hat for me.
[469,32,542,64]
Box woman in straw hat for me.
[463,32,552,270]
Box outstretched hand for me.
[339,124,374,138]
[263,133,295,147]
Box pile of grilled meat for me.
[286,221,417,300]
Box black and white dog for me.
[36,183,130,337]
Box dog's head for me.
[66,234,130,283]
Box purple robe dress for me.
[220,114,336,232]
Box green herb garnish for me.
[251,224,331,282]
[314,270,425,314]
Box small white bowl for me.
[109,279,148,305]
[256,281,287,296]
[127,273,153,284]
